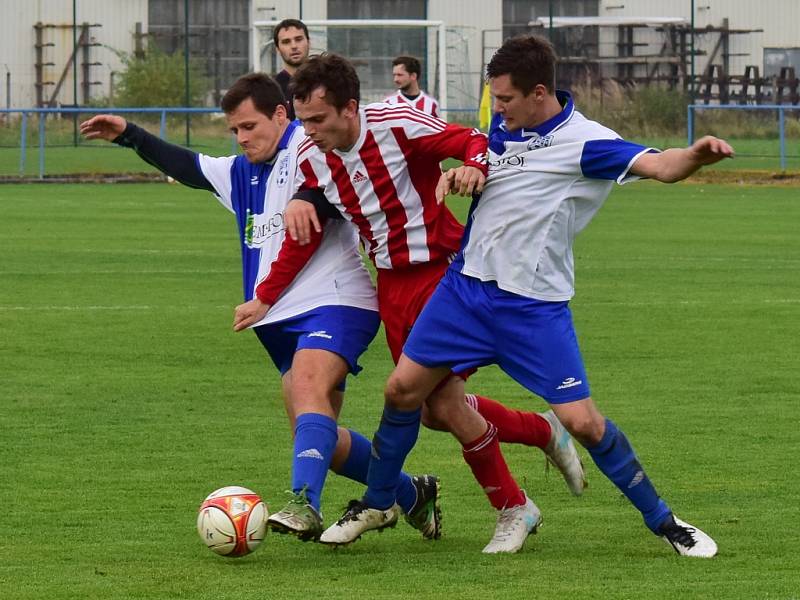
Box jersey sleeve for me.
[254,223,324,306]
[113,122,215,192]
[197,154,237,212]
[580,139,659,184]
[411,123,488,174]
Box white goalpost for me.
[252,19,448,116]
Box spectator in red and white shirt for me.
[234,54,585,548]
[384,55,440,118]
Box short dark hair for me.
[221,73,286,117]
[392,55,421,78]
[291,53,360,110]
[273,19,309,47]
[486,35,556,95]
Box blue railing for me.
[687,104,796,171]
[1,106,480,179]
[1,107,222,179]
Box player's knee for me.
[290,374,336,414]
[420,402,448,431]
[560,411,605,447]
[384,374,424,411]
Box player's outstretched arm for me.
[79,114,127,142]
[81,116,214,191]
[630,135,735,183]
[435,166,486,204]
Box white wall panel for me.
[1,0,147,108]
[599,0,799,78]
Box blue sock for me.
[292,413,338,512]
[336,429,418,513]
[364,406,422,510]
[586,419,672,533]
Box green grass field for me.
[1,181,799,599]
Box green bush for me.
[114,45,209,108]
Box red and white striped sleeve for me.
[364,104,487,172]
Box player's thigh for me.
[385,353,452,410]
[496,298,591,404]
[402,270,495,375]
[291,349,350,390]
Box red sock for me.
[466,394,551,448]
[462,423,525,510]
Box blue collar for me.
[524,90,573,137]
[262,120,299,165]
[278,120,299,151]
[489,90,574,154]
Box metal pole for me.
[778,107,786,171]
[73,0,79,146]
[160,110,167,139]
[549,0,554,40]
[19,112,27,175]
[690,0,695,102]
[38,113,46,179]
[438,22,447,118]
[687,104,694,145]
[184,0,191,147]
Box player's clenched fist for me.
[79,114,128,142]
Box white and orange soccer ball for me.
[196,486,269,557]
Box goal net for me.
[252,19,448,116]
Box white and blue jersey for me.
[451,91,657,301]
[404,93,658,402]
[196,122,378,327]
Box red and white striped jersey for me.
[295,102,488,270]
[383,90,440,118]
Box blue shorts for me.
[403,269,590,404]
[253,305,380,390]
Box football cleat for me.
[658,515,718,558]
[482,494,542,554]
[404,475,442,540]
[319,499,399,546]
[267,489,323,542]
[540,410,587,496]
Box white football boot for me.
[658,515,718,558]
[540,410,587,496]
[319,500,400,546]
[482,494,542,554]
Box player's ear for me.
[273,102,288,123]
[342,98,359,119]
[533,84,549,102]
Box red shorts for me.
[376,258,450,364]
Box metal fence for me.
[0,106,480,180]
[0,107,229,179]
[687,104,799,171]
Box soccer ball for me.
[197,486,269,557]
